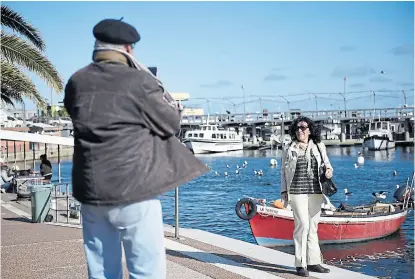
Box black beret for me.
[93,19,140,45]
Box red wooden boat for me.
[235,197,411,247]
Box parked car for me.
[48,117,72,127]
[0,115,24,128]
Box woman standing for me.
[280,116,332,277]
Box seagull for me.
[344,188,353,196]
[224,171,229,177]
[354,163,359,168]
[235,169,239,174]
[244,160,248,165]
[373,191,387,200]
[226,164,230,168]
[357,152,365,165]
[254,170,257,175]
[236,165,240,169]
[393,171,397,176]
[215,171,220,176]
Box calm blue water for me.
[54,146,414,279]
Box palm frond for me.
[1,32,63,93]
[1,59,37,92]
[1,87,23,104]
[1,91,17,107]
[1,59,47,108]
[1,5,45,51]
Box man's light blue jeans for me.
[81,199,166,279]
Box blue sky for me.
[4,1,415,113]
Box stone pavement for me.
[1,193,377,279]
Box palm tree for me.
[1,4,63,109]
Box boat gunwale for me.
[182,139,243,144]
[254,204,409,223]
[363,135,395,142]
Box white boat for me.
[182,124,243,154]
[363,121,395,150]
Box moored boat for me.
[235,197,412,247]
[363,121,395,150]
[182,124,243,154]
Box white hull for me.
[363,137,395,150]
[183,140,243,154]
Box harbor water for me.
[51,146,413,279]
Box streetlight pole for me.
[250,95,263,111]
[220,98,237,113]
[402,90,407,107]
[241,85,246,117]
[22,101,26,126]
[50,87,53,118]
[279,96,290,110]
[312,93,318,111]
[338,92,347,117]
[344,76,347,100]
[192,98,211,115]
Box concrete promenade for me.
[1,193,377,279]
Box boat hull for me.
[183,139,243,154]
[363,136,395,150]
[249,205,408,247]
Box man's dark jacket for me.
[64,52,209,205]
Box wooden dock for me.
[1,193,377,279]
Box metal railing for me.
[51,183,80,225]
[6,106,414,129]
[0,132,183,239]
[48,182,181,238]
[179,106,415,125]
[160,188,180,238]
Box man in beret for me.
[64,18,208,279]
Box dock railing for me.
[0,130,182,238]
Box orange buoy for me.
[273,200,285,209]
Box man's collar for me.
[93,50,129,66]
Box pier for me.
[179,106,414,148]
[0,1,413,277]
[180,106,414,126]
[2,106,413,159]
[1,193,376,279]
[0,130,379,279]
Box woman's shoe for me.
[307,264,330,273]
[296,267,309,277]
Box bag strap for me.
[315,142,326,168]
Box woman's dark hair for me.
[288,116,321,143]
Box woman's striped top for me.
[289,150,322,195]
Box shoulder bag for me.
[315,143,337,197]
